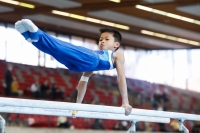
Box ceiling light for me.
[136,5,152,11]
[152,9,167,15]
[167,36,177,41]
[188,40,199,46]
[101,21,115,26]
[141,30,154,35]
[136,5,200,25]
[141,30,200,46]
[52,10,69,17]
[0,0,18,5]
[154,33,166,38]
[109,0,121,3]
[69,14,85,20]
[166,13,181,19]
[19,2,35,8]
[180,17,194,23]
[194,20,200,25]
[85,17,101,23]
[177,38,188,43]
[0,0,35,8]
[52,10,130,30]
[115,24,130,30]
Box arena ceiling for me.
[0,0,200,49]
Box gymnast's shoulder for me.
[113,50,125,64]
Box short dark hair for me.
[100,28,122,51]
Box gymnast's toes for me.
[21,19,38,33]
[15,20,28,33]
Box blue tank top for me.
[92,50,116,71]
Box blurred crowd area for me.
[1,60,200,132]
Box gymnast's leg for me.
[15,19,99,72]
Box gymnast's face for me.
[98,32,120,51]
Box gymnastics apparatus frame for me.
[0,97,200,133]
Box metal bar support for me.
[0,115,5,133]
[178,119,189,133]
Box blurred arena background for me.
[0,0,200,132]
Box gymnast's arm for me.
[114,51,132,116]
[76,72,93,103]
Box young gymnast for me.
[15,19,132,116]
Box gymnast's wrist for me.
[80,76,89,82]
[122,99,129,105]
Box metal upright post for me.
[0,115,5,133]
[178,119,189,133]
[127,121,137,133]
